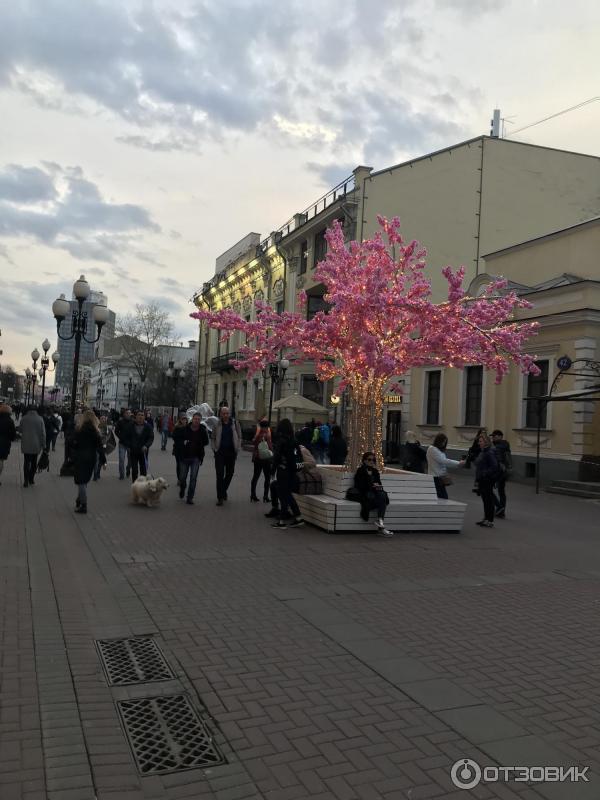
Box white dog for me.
[131,476,169,508]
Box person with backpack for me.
[311,420,330,464]
[250,418,273,502]
[43,408,60,453]
[491,429,512,518]
[474,432,500,528]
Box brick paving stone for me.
[2,446,600,798]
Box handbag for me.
[441,475,453,487]
[257,439,273,460]
[37,450,50,472]
[345,486,361,502]
[105,429,117,456]
[296,468,323,495]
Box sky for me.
[1,0,599,382]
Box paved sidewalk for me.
[1,438,599,800]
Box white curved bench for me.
[294,465,466,533]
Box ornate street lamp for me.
[52,276,108,474]
[24,367,32,406]
[165,361,185,420]
[127,376,137,407]
[267,358,289,425]
[39,338,59,410]
[30,348,40,404]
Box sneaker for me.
[476,520,487,526]
[186,498,194,505]
[250,495,259,503]
[264,508,279,518]
[288,518,305,528]
[482,520,494,528]
[216,499,224,506]
[377,528,394,537]
[271,520,287,529]
[75,505,87,514]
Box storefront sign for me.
[384,394,402,403]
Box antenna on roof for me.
[490,109,501,138]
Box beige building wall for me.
[360,137,600,301]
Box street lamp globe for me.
[42,338,51,353]
[39,368,44,379]
[93,303,109,325]
[165,367,173,378]
[31,348,40,362]
[52,351,59,364]
[52,293,70,322]
[25,367,32,377]
[280,358,290,371]
[178,370,185,379]
[73,275,90,300]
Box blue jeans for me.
[118,443,130,478]
[161,430,168,449]
[181,458,200,500]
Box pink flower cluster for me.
[191,218,539,387]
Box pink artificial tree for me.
[192,218,539,470]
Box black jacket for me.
[171,423,187,459]
[0,412,17,460]
[272,433,301,477]
[129,423,154,454]
[180,424,209,461]
[329,436,348,465]
[493,440,512,471]
[402,442,427,473]
[354,464,383,497]
[72,423,106,485]
[475,446,499,482]
[115,416,133,446]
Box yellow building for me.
[195,135,600,454]
[410,217,600,482]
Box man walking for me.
[212,406,241,506]
[115,408,133,479]
[491,429,512,518]
[178,412,209,504]
[129,410,154,482]
[20,406,46,487]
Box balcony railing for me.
[211,352,243,373]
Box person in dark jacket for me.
[354,452,393,537]
[72,410,106,513]
[129,410,154,482]
[177,412,209,504]
[297,422,313,449]
[171,411,189,488]
[474,433,499,527]
[328,425,348,465]
[491,429,512,518]
[211,406,242,505]
[251,418,273,502]
[115,409,133,479]
[43,408,59,452]
[465,428,487,468]
[0,404,17,485]
[269,418,304,529]
[402,430,427,473]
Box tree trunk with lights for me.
[347,374,385,472]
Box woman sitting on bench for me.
[354,452,393,537]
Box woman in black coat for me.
[328,425,348,466]
[0,404,17,485]
[72,410,106,514]
[354,452,393,537]
[474,433,499,528]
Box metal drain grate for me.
[117,694,225,774]
[96,637,175,685]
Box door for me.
[385,410,402,462]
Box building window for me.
[252,378,259,411]
[299,240,308,275]
[275,300,284,315]
[216,329,221,357]
[242,380,248,409]
[425,370,441,425]
[213,383,218,409]
[314,229,327,266]
[464,366,483,426]
[307,293,329,321]
[231,381,237,409]
[222,383,227,403]
[525,360,549,428]
[301,374,324,406]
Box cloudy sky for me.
[1,0,599,379]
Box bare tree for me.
[116,304,176,402]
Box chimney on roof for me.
[490,109,501,138]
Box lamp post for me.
[267,358,289,425]
[39,338,59,410]
[165,361,185,420]
[330,393,340,424]
[30,348,40,404]
[52,276,108,475]
[127,376,137,408]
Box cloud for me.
[306,162,357,188]
[0,162,159,263]
[0,0,487,164]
